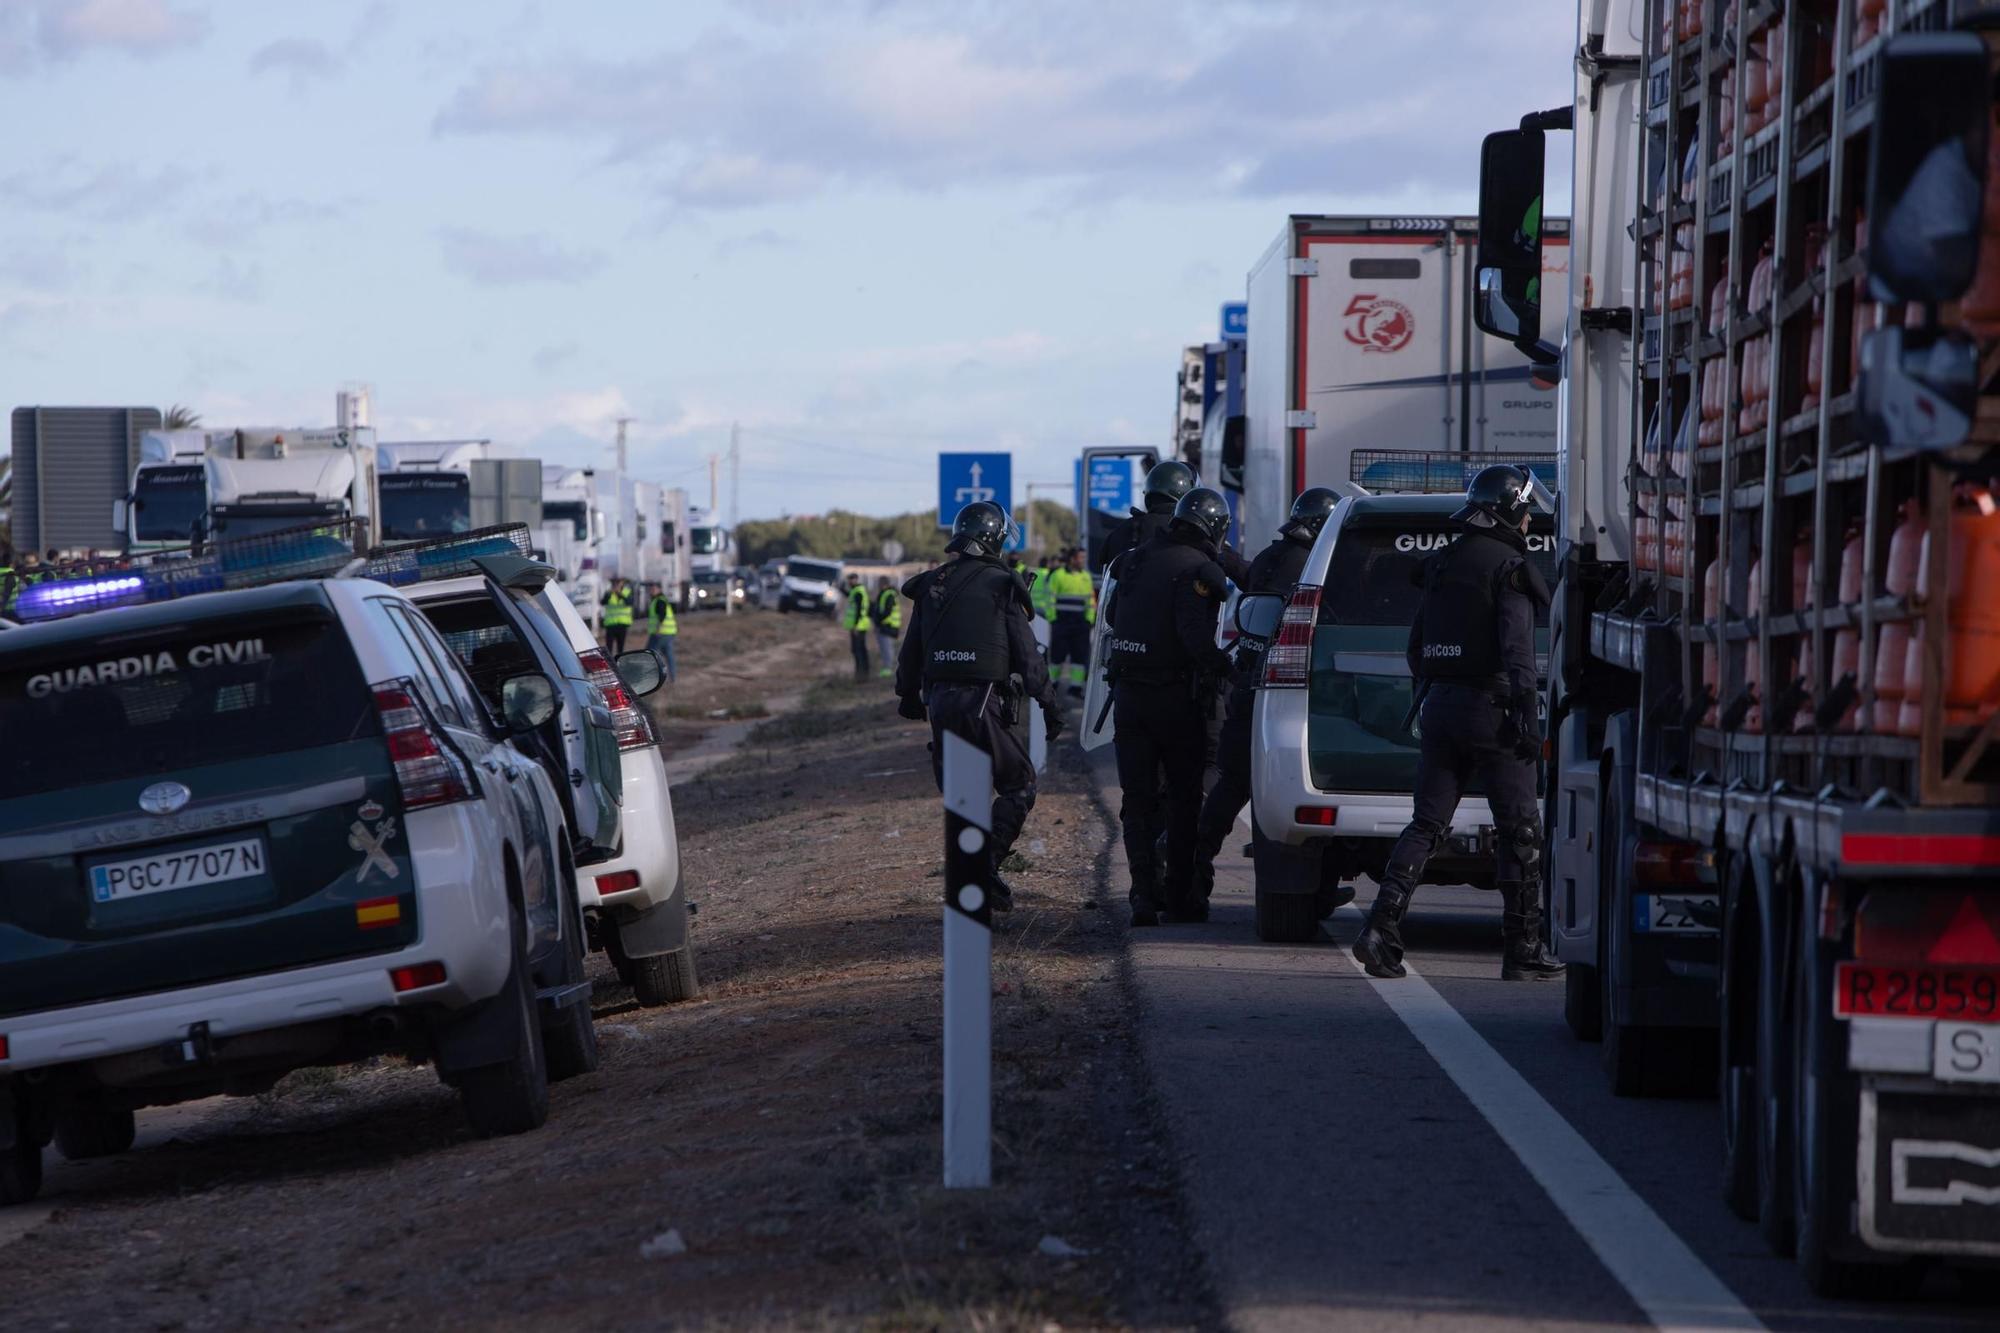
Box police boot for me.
[1352,882,1412,979]
[1499,880,1564,981]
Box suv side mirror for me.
[1865,33,1992,305]
[614,649,665,697]
[1474,128,1547,352]
[501,671,558,732]
[1234,592,1286,640]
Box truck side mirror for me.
[111,498,129,533]
[1858,324,1979,452]
[1219,417,1246,493]
[1474,128,1547,349]
[1865,33,1992,305]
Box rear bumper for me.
[0,805,512,1075]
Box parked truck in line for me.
[540,464,604,624]
[377,440,544,543]
[1238,215,1570,547]
[1471,0,2000,1292]
[687,506,733,577]
[118,428,208,555]
[657,486,691,603]
[202,427,380,548]
[9,406,162,558]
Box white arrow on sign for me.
[953,461,996,505]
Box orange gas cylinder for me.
[1856,0,1885,48]
[1635,508,1657,573]
[1699,359,1726,446]
[1962,106,2000,337]
[1744,34,1768,134]
[1702,557,1721,724]
[1717,74,1736,162]
[1665,504,1686,578]
[1764,17,1784,111]
[1801,225,1827,412]
[1873,501,1926,730]
[1941,493,2000,728]
[1707,275,1729,337]
[1895,623,1926,737]
[1679,0,1703,40]
[1793,532,1816,732]
[1744,554,1764,732]
[1831,525,1865,729]
[1670,223,1696,309]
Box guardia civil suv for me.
[1247,493,1553,942]
[0,568,599,1204]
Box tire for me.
[1754,850,1796,1257]
[458,910,551,1139]
[53,1104,136,1161]
[1719,853,1760,1221]
[542,876,600,1083]
[0,1136,41,1206]
[1599,778,1648,1095]
[631,946,701,1005]
[1564,959,1602,1041]
[1254,887,1319,944]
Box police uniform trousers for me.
[1047,613,1092,688]
[849,630,871,679]
[1192,680,1255,890]
[926,682,1036,864]
[1381,682,1541,897]
[1113,680,1207,909]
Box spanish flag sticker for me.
[356,897,402,930]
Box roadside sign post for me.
[1220,300,1248,343]
[940,730,994,1188]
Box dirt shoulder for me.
[6,615,1211,1331]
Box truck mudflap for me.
[1859,1084,2000,1258]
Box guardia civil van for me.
[0,551,598,1204]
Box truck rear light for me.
[1632,840,1711,887]
[0,1034,9,1062]
[1295,805,1338,827]
[1262,584,1321,689]
[595,869,642,895]
[390,961,448,993]
[373,683,476,809]
[579,649,655,750]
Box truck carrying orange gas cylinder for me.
[1872,501,1925,731]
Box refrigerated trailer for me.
[1239,216,1569,545]
[1470,0,2000,1292]
[10,406,162,556]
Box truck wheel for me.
[1598,779,1648,1093]
[1754,850,1797,1257]
[1719,853,1760,1221]
[1564,960,1602,1042]
[1600,955,1648,1096]
[53,1104,136,1161]
[542,878,601,1083]
[1254,887,1319,944]
[631,946,701,1005]
[0,1136,41,1206]
[458,909,551,1138]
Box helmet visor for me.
[1523,470,1556,515]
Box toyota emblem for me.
[139,781,192,815]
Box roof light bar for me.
[362,524,535,586]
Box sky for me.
[0,0,1577,520]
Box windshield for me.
[132,466,207,542]
[0,615,378,801]
[691,526,725,555]
[1323,524,1556,627]
[543,501,587,541]
[209,506,344,543]
[787,560,840,584]
[380,474,472,540]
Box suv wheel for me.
[542,873,601,1082]
[631,945,701,1005]
[1253,887,1318,944]
[0,1092,45,1205]
[53,1103,136,1161]
[458,906,551,1138]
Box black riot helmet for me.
[946,500,1012,557]
[1284,486,1340,539]
[1143,460,1198,508]
[1171,487,1231,546]
[1452,464,1536,528]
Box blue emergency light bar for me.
[1348,449,1558,496]
[362,524,535,586]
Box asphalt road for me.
[1097,757,1998,1332]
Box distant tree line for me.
[734,499,1078,567]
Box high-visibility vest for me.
[874,587,902,630]
[842,585,873,631]
[1049,567,1097,624]
[602,587,634,627]
[648,594,677,636]
[1031,566,1057,619]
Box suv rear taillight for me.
[373,683,476,808]
[1262,584,1320,688]
[579,649,655,750]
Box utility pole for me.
[707,452,720,513]
[728,421,740,532]
[614,417,631,479]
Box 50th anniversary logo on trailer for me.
[1343,295,1415,353]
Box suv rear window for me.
[420,595,543,711]
[1323,525,1556,627]
[0,616,379,799]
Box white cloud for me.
[24,0,209,62]
[248,35,336,87]
[436,228,605,286]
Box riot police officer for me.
[896,502,1063,912]
[1189,487,1341,915]
[1107,487,1233,926]
[1101,460,1197,567]
[1352,465,1564,982]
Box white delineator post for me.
[940,729,994,1188]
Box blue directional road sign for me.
[938,452,1012,531]
[1220,300,1248,343]
[1086,456,1133,514]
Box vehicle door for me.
[415,585,621,860]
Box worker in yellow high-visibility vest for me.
[1045,546,1098,700]
[872,577,902,679]
[841,572,873,681]
[645,581,678,682]
[601,578,636,654]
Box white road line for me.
[1335,908,1764,1333]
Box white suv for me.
[0,573,598,1204]
[409,564,697,1005]
[1247,494,1553,942]
[776,557,843,615]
